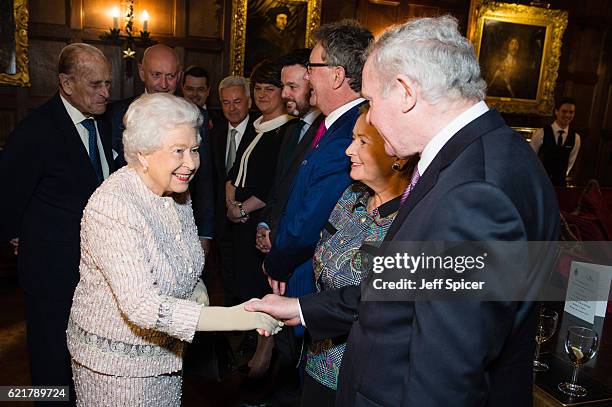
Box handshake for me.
[191,279,301,336]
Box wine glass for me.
[558,326,599,397]
[533,308,558,371]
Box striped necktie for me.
[400,167,421,205]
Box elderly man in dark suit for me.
[0,43,113,400]
[210,75,256,305]
[247,16,560,407]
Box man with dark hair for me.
[180,65,216,253]
[262,20,373,313]
[0,43,114,401]
[255,48,323,253]
[182,65,211,109]
[530,97,581,185]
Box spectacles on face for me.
[305,61,334,74]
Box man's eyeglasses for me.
[305,61,333,73]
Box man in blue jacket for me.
[263,20,373,299]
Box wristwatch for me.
[237,202,247,218]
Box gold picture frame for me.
[229,0,322,76]
[0,0,29,87]
[468,1,567,115]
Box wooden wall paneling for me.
[135,0,176,36]
[71,0,84,29]
[184,49,225,106]
[0,110,17,148]
[321,0,358,25]
[357,0,402,38]
[29,0,68,25]
[187,0,223,38]
[98,44,125,100]
[82,0,117,31]
[28,40,66,98]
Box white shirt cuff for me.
[297,299,306,327]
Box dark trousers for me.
[25,296,76,406]
[302,373,336,407]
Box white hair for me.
[218,75,250,99]
[122,93,202,165]
[367,16,486,105]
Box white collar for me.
[418,101,489,176]
[325,98,365,130]
[60,93,90,125]
[552,121,569,133]
[302,108,322,125]
[230,114,250,135]
[253,114,292,133]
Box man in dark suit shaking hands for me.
[0,43,114,401]
[247,16,560,407]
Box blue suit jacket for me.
[300,109,561,406]
[264,101,363,283]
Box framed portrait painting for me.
[468,2,567,115]
[230,0,322,76]
[0,0,29,87]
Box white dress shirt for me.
[325,98,365,130]
[299,108,322,141]
[60,94,110,179]
[529,121,581,175]
[225,114,250,162]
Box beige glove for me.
[190,279,209,306]
[196,301,283,334]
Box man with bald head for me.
[105,43,215,252]
[106,44,182,167]
[0,43,113,401]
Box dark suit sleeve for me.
[0,119,44,241]
[191,125,215,238]
[404,182,529,406]
[299,284,361,341]
[264,137,351,281]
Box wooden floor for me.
[0,247,297,407]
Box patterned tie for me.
[226,128,238,173]
[81,118,103,184]
[400,167,421,205]
[311,120,327,148]
[557,130,564,146]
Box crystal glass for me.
[533,308,558,371]
[558,326,599,397]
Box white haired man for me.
[247,16,560,406]
[0,43,113,402]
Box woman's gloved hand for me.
[196,300,283,335]
[190,279,209,306]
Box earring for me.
[142,165,148,173]
[392,162,402,172]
